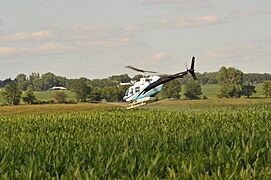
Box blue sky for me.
[0,0,270,79]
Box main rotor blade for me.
[125,66,158,73]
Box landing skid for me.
[126,97,156,109]
[127,102,146,109]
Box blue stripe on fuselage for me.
[132,85,163,101]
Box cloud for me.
[229,9,270,18]
[142,0,209,5]
[145,15,219,28]
[0,24,113,43]
[144,51,170,65]
[149,51,169,61]
[0,43,75,55]
[0,30,51,41]
[0,22,137,57]
[201,41,271,73]
[67,24,112,38]
[71,24,111,33]
[91,35,132,49]
[31,43,75,53]
[0,39,131,56]
[125,25,141,32]
[143,9,269,30]
[205,43,266,60]
[0,47,21,54]
[142,0,212,9]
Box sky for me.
[0,0,270,79]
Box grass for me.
[252,83,265,97]
[0,103,122,116]
[200,83,265,99]
[201,84,220,99]
[34,90,76,101]
[144,98,271,111]
[0,90,76,105]
[0,104,270,178]
[0,95,271,178]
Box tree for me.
[16,73,29,91]
[158,79,181,99]
[217,67,243,98]
[89,88,102,102]
[0,78,14,88]
[243,73,271,84]
[34,78,46,91]
[132,74,143,81]
[109,74,131,84]
[56,76,68,87]
[1,82,22,105]
[29,73,40,82]
[197,72,218,85]
[22,86,36,104]
[29,72,40,91]
[101,87,118,102]
[184,81,202,100]
[242,85,256,98]
[99,86,126,102]
[54,91,67,103]
[70,78,91,102]
[41,72,58,90]
[263,81,271,97]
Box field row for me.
[0,105,271,178]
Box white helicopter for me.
[123,57,197,109]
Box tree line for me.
[0,68,271,105]
[1,71,271,90]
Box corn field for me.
[0,105,271,179]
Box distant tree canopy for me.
[0,70,270,103]
[243,73,271,84]
[22,86,36,104]
[1,82,22,105]
[242,85,256,98]
[196,72,218,84]
[184,81,202,100]
[132,75,143,81]
[0,78,14,88]
[54,91,67,103]
[16,73,29,91]
[1,71,270,91]
[70,78,91,102]
[263,81,271,97]
[158,79,181,99]
[217,67,244,98]
[216,67,260,98]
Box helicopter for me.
[123,57,197,109]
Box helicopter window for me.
[135,87,140,93]
[130,88,134,95]
[145,79,150,82]
[125,89,129,96]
